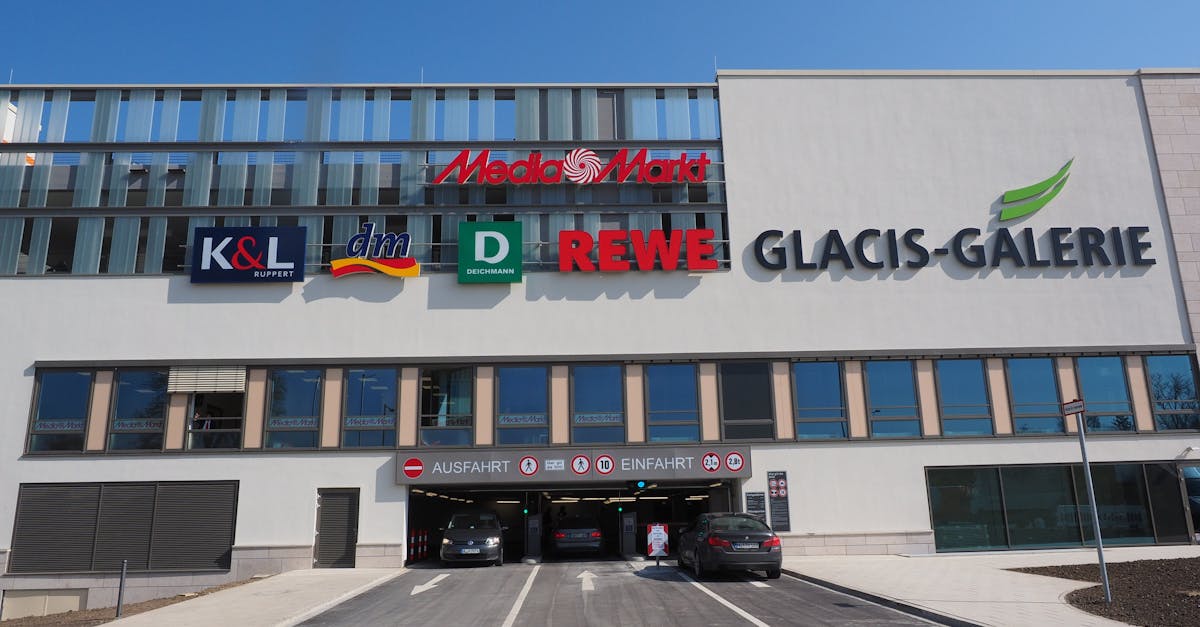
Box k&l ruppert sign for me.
[190,226,306,283]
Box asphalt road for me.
[301,557,936,626]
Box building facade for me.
[1,70,1199,617]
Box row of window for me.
[26,355,1200,454]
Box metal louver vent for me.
[168,366,247,393]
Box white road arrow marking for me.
[577,570,597,592]
[411,573,450,596]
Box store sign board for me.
[558,229,719,273]
[767,471,791,532]
[459,221,523,283]
[331,222,420,278]
[190,226,306,283]
[395,445,752,485]
[433,148,710,186]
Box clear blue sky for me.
[4,0,1198,84]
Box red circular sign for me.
[571,454,591,475]
[595,454,615,475]
[779,487,788,497]
[402,457,424,479]
[724,451,745,473]
[701,452,721,473]
[519,456,539,476]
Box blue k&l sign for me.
[190,226,307,283]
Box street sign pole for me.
[1065,399,1112,605]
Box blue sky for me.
[3,0,1198,84]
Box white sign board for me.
[647,523,669,557]
[1062,399,1086,415]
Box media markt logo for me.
[999,158,1073,221]
[459,222,523,284]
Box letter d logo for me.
[475,230,509,264]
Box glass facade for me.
[719,362,774,440]
[28,370,91,452]
[792,362,846,439]
[265,369,322,449]
[108,370,168,451]
[865,360,921,438]
[343,368,397,447]
[496,367,549,446]
[644,364,700,443]
[1144,355,1200,430]
[571,365,624,444]
[935,359,993,436]
[1006,357,1064,434]
[419,367,473,446]
[1076,357,1135,432]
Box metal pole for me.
[1075,412,1113,604]
[116,559,128,618]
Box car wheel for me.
[766,566,781,579]
[692,550,705,579]
[495,549,504,567]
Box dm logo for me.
[330,222,421,278]
[458,222,523,284]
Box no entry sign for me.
[403,458,424,479]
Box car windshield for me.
[558,516,599,529]
[448,513,500,529]
[709,516,770,532]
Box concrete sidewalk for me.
[106,568,405,627]
[784,545,1200,627]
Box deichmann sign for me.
[753,159,1156,273]
[395,446,752,485]
[331,222,421,278]
[433,148,711,186]
[459,221,523,283]
[190,226,306,283]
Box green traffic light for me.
[522,508,529,515]
[617,506,623,512]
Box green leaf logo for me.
[999,158,1073,221]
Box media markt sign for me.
[459,221,523,283]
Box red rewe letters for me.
[558,229,719,272]
[432,149,711,185]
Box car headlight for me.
[485,537,501,546]
[441,537,451,545]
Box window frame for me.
[341,367,400,449]
[494,364,552,447]
[106,368,169,452]
[1142,354,1200,432]
[1073,356,1137,433]
[186,392,246,451]
[418,365,476,448]
[569,363,627,445]
[643,363,702,443]
[864,359,923,439]
[933,358,995,438]
[263,367,324,449]
[716,361,777,442]
[790,360,849,440]
[26,368,94,455]
[1004,357,1065,435]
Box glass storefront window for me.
[28,370,92,452]
[1006,358,1064,434]
[420,367,474,447]
[1000,466,1081,548]
[645,364,700,443]
[571,365,624,444]
[108,370,168,451]
[265,369,321,449]
[496,366,549,446]
[1144,355,1200,430]
[935,359,993,436]
[343,368,397,448]
[1075,357,1135,432]
[719,362,774,440]
[792,362,846,439]
[865,361,921,438]
[1074,463,1154,544]
[927,467,1006,551]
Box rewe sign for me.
[433,148,711,185]
[559,228,720,272]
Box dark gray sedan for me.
[439,511,505,566]
[551,515,604,555]
[678,513,782,579]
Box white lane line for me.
[500,564,541,627]
[749,580,769,588]
[678,571,770,627]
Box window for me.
[1075,357,1135,432]
[265,369,322,448]
[28,370,92,452]
[935,359,993,436]
[927,467,1006,551]
[496,366,549,445]
[865,360,921,438]
[1000,466,1081,548]
[718,362,774,440]
[419,367,473,446]
[188,392,244,450]
[1144,355,1200,430]
[571,365,625,444]
[792,362,847,439]
[343,368,397,447]
[1006,358,1063,434]
[645,364,700,443]
[108,370,168,451]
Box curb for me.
[276,569,408,627]
[782,569,983,627]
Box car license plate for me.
[461,548,481,554]
[570,533,587,539]
[732,542,757,551]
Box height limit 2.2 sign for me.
[767,471,791,533]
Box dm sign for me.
[395,445,752,485]
[190,226,306,283]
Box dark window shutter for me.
[149,482,238,570]
[92,483,156,571]
[315,489,359,568]
[10,484,100,573]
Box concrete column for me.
[243,368,267,449]
[551,365,569,444]
[915,360,940,437]
[164,393,189,450]
[474,366,494,446]
[1057,357,1080,433]
[986,358,1013,435]
[771,362,794,440]
[399,368,420,447]
[1125,356,1156,432]
[625,364,645,443]
[699,363,720,441]
[85,370,113,451]
[844,361,868,438]
[321,368,343,448]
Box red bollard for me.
[420,529,428,560]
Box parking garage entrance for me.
[397,445,752,563]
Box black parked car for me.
[439,511,506,566]
[678,513,782,579]
[551,515,604,555]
